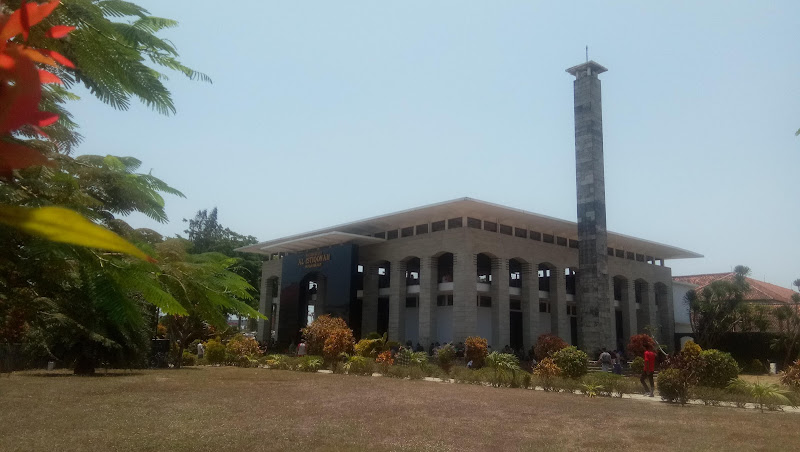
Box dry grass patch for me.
[1,367,799,451]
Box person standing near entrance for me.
[197,342,205,360]
[641,345,656,397]
[296,340,307,357]
[597,348,612,373]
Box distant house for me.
[672,273,798,343]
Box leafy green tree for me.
[687,265,751,348]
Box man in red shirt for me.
[641,345,656,397]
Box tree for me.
[687,265,751,348]
[771,292,800,367]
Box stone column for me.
[388,260,407,342]
[621,278,637,345]
[522,262,540,351]
[491,258,510,348]
[550,267,570,343]
[361,265,379,335]
[453,252,478,342]
[418,256,437,346]
[567,60,612,353]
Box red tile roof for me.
[673,273,798,304]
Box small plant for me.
[780,360,800,389]
[485,352,521,387]
[657,368,690,404]
[205,338,226,365]
[181,350,196,367]
[354,334,387,358]
[630,356,644,374]
[690,386,725,406]
[533,357,561,391]
[375,350,394,373]
[583,372,625,397]
[298,355,323,372]
[265,354,291,370]
[435,343,456,372]
[551,346,588,379]
[409,351,429,368]
[465,336,488,368]
[344,355,374,376]
[533,334,568,360]
[581,383,603,398]
[729,379,793,413]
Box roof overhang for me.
[235,231,384,255]
[236,197,703,260]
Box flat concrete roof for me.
[236,197,703,260]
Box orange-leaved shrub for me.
[323,327,354,362]
[302,315,350,355]
[226,334,261,366]
[465,336,488,368]
[533,334,568,360]
[780,360,800,389]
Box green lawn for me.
[1,367,798,451]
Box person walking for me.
[197,342,205,360]
[597,348,612,373]
[641,345,656,397]
[296,340,307,357]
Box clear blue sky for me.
[68,1,800,289]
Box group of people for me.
[596,348,627,375]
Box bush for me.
[583,373,627,397]
[435,343,456,371]
[551,346,588,379]
[322,327,355,363]
[630,356,644,374]
[181,350,196,367]
[345,355,374,375]
[302,315,350,356]
[226,334,261,366]
[627,334,656,358]
[375,350,393,373]
[386,364,425,380]
[465,336,488,368]
[298,355,323,372]
[485,352,521,387]
[696,349,739,388]
[354,336,386,358]
[534,334,568,360]
[742,358,767,375]
[265,354,292,370]
[780,360,800,389]
[533,357,561,391]
[205,338,226,365]
[657,368,690,404]
[689,386,728,406]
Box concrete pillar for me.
[620,277,637,346]
[521,262,534,351]
[453,252,477,342]
[388,260,407,342]
[550,266,570,343]
[361,265,379,335]
[418,256,437,346]
[314,276,326,320]
[491,258,510,349]
[645,284,658,336]
[567,60,612,354]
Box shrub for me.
[435,343,456,371]
[181,350,196,367]
[729,379,794,413]
[226,334,261,366]
[533,357,561,391]
[485,352,521,387]
[354,336,386,358]
[301,315,350,356]
[205,338,226,365]
[465,336,488,368]
[743,358,767,375]
[657,368,690,404]
[780,360,800,389]
[690,386,727,406]
[265,354,292,370]
[552,346,588,379]
[298,355,323,372]
[345,355,374,376]
[375,350,394,372]
[696,349,739,388]
[627,334,656,358]
[322,327,355,363]
[409,351,429,368]
[534,334,568,360]
[630,356,644,374]
[387,364,425,380]
[583,372,626,397]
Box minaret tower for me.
[566,60,613,353]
